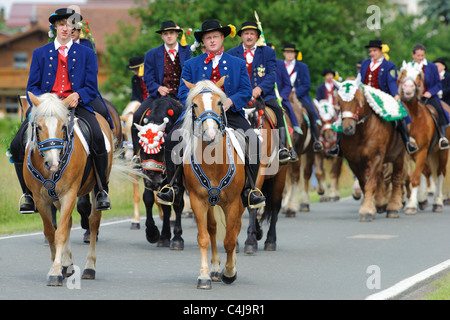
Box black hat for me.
[322,68,335,77]
[237,21,261,37]
[155,20,182,34]
[282,43,299,52]
[194,20,231,43]
[365,40,382,49]
[49,8,82,25]
[433,58,448,70]
[127,56,144,70]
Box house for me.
[0,0,140,115]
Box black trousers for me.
[422,96,450,126]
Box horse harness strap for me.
[27,108,76,200]
[189,135,236,206]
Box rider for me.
[131,20,191,156]
[156,19,266,208]
[316,68,338,108]
[127,56,149,103]
[228,21,297,163]
[328,39,418,156]
[411,44,449,149]
[10,8,111,213]
[434,58,450,106]
[276,43,324,153]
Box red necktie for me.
[59,45,67,58]
[204,46,224,64]
[168,49,176,57]
[244,49,254,58]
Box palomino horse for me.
[312,98,344,202]
[398,61,449,213]
[243,97,288,253]
[334,76,405,221]
[282,92,323,215]
[179,78,246,289]
[24,92,113,286]
[133,96,185,249]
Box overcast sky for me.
[2,0,87,19]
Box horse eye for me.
[37,124,42,131]
[192,103,198,108]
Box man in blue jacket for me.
[277,43,323,152]
[157,19,265,209]
[228,21,297,163]
[131,20,191,155]
[411,44,449,149]
[10,8,110,213]
[329,40,418,156]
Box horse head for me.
[183,77,227,146]
[334,75,365,136]
[313,97,337,143]
[134,96,182,190]
[398,60,425,102]
[27,92,74,173]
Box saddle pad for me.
[361,84,407,121]
[74,118,111,155]
[225,127,245,163]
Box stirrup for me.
[439,137,450,150]
[156,184,175,206]
[278,148,290,164]
[95,190,111,210]
[18,194,36,214]
[406,137,419,154]
[248,187,266,209]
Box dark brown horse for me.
[243,97,288,253]
[334,76,405,221]
[180,78,246,289]
[398,62,449,213]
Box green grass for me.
[423,272,450,300]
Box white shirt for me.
[325,81,334,91]
[285,60,297,86]
[211,53,223,69]
[164,42,179,62]
[54,39,73,56]
[370,57,384,71]
[243,44,256,64]
[413,58,428,70]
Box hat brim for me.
[127,63,143,70]
[365,45,382,49]
[194,26,231,43]
[49,12,82,24]
[156,27,183,34]
[283,48,298,53]
[237,26,261,37]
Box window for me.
[14,52,28,69]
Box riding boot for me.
[93,151,111,211]
[439,125,450,150]
[397,119,418,154]
[310,120,324,152]
[156,153,181,206]
[14,162,36,214]
[278,126,291,164]
[241,146,266,208]
[327,133,342,157]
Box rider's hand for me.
[158,86,171,96]
[423,91,432,99]
[252,87,262,99]
[69,92,80,108]
[223,98,233,112]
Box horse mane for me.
[27,93,69,141]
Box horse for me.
[312,98,344,202]
[23,92,113,286]
[178,78,246,289]
[398,61,449,213]
[133,96,185,249]
[333,75,405,221]
[242,96,289,253]
[282,92,323,216]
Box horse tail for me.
[109,143,146,184]
[213,206,227,242]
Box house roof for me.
[6,1,141,53]
[0,25,47,48]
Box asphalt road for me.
[1,196,450,301]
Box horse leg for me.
[208,206,221,282]
[130,174,141,229]
[143,188,160,243]
[386,155,405,218]
[359,157,383,221]
[82,190,102,280]
[405,151,427,214]
[285,162,300,217]
[328,157,343,201]
[171,190,185,250]
[315,154,327,201]
[37,200,57,262]
[244,207,259,254]
[221,201,243,285]
[76,194,92,243]
[300,152,314,212]
[157,204,172,247]
[47,192,76,286]
[432,150,448,212]
[191,198,211,289]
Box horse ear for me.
[28,91,40,107]
[354,73,361,87]
[401,60,407,70]
[215,76,226,89]
[332,79,341,90]
[313,98,320,108]
[62,93,77,107]
[182,79,196,90]
[133,123,143,131]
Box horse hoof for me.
[285,209,296,217]
[197,278,212,290]
[319,196,327,202]
[62,265,75,278]
[386,210,399,219]
[82,268,96,280]
[145,226,160,244]
[444,199,450,205]
[419,200,428,210]
[300,204,310,212]
[433,204,443,212]
[358,214,373,222]
[157,238,170,247]
[244,243,258,254]
[404,207,417,215]
[210,272,221,282]
[376,205,387,213]
[221,270,237,285]
[130,222,140,230]
[170,239,184,250]
[47,275,63,286]
[352,193,362,200]
[328,196,340,202]
[264,242,276,251]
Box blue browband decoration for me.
[27,108,76,200]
